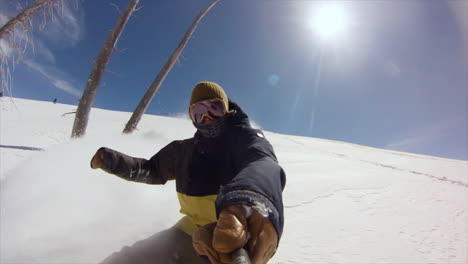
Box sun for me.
[309,4,349,39]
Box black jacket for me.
[96,102,286,239]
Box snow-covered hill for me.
[1,98,467,263]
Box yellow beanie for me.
[190,81,231,113]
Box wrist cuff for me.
[215,189,283,240]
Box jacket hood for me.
[227,100,251,128]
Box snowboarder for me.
[91,81,286,264]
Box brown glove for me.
[192,205,278,264]
[90,148,106,169]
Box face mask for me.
[194,115,227,138]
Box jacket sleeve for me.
[97,141,182,185]
[215,128,286,239]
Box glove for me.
[90,147,107,169]
[192,205,278,264]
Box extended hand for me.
[192,205,278,264]
[90,147,108,169]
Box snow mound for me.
[1,98,467,263]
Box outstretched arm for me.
[90,141,181,184]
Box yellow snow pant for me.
[98,223,209,264]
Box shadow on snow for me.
[0,145,45,151]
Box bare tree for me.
[0,0,63,96]
[71,0,140,138]
[122,0,220,134]
[0,0,59,40]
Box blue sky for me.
[1,0,467,160]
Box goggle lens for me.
[190,100,225,123]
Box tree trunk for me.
[71,0,139,138]
[0,0,54,40]
[122,0,220,134]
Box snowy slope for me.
[1,98,467,263]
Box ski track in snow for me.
[357,158,468,188]
[285,187,387,209]
[282,136,468,188]
[1,98,467,263]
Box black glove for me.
[90,147,111,169]
[90,147,137,181]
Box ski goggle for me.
[189,99,226,124]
